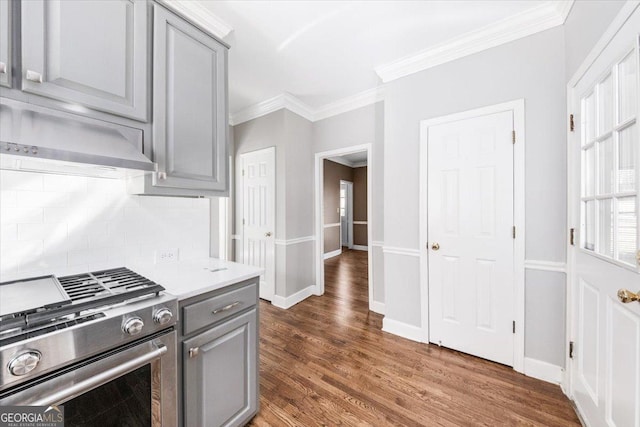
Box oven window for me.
[63,364,151,427]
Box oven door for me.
[0,330,177,427]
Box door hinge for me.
[569,341,575,359]
[242,169,245,176]
[242,218,245,226]
[512,130,516,144]
[512,226,516,239]
[570,228,576,246]
[512,321,516,334]
[569,114,575,132]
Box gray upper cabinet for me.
[20,0,148,121]
[0,0,11,88]
[183,309,258,427]
[151,4,228,193]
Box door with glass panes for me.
[569,9,640,427]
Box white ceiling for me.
[194,1,568,119]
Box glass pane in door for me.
[583,146,596,197]
[619,51,637,123]
[598,198,614,258]
[619,125,637,192]
[584,200,596,251]
[598,74,613,134]
[617,196,637,265]
[584,92,596,143]
[599,138,614,194]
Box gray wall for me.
[384,26,568,366]
[233,109,314,298]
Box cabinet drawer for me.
[182,283,257,335]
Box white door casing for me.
[567,5,640,427]
[420,99,525,372]
[241,147,276,301]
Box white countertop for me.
[126,258,263,301]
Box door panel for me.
[241,148,275,301]
[0,0,11,88]
[427,110,514,366]
[21,0,147,120]
[569,9,640,427]
[152,4,228,192]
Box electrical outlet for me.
[155,248,179,264]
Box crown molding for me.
[161,0,233,40]
[326,156,353,168]
[230,87,385,126]
[314,87,385,122]
[375,0,574,83]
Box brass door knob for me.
[618,289,640,303]
[431,243,440,251]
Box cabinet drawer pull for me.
[0,62,6,74]
[189,347,199,358]
[26,70,43,83]
[212,301,240,315]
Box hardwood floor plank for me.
[249,249,580,426]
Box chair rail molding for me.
[382,246,420,257]
[274,236,315,246]
[524,259,567,273]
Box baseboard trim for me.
[324,249,342,259]
[352,245,368,251]
[524,357,563,384]
[272,285,315,310]
[370,301,385,314]
[382,318,425,342]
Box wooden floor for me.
[249,249,580,426]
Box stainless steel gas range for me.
[0,267,178,426]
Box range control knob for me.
[153,308,173,325]
[122,317,144,336]
[8,351,41,376]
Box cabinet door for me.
[152,4,228,192]
[183,309,258,427]
[0,0,11,88]
[21,0,148,121]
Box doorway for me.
[238,147,276,301]
[315,144,374,312]
[420,100,525,371]
[340,180,354,249]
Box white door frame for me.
[419,99,526,373]
[339,180,354,249]
[564,0,640,398]
[315,144,374,311]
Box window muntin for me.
[580,48,639,268]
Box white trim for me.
[552,0,575,24]
[371,241,384,247]
[382,318,426,342]
[326,156,354,168]
[370,301,385,315]
[315,144,375,312]
[566,1,640,87]
[323,223,340,228]
[272,285,315,310]
[524,357,564,385]
[419,99,526,374]
[353,221,368,225]
[314,87,385,122]
[230,93,315,126]
[160,0,233,40]
[323,249,342,260]
[231,88,384,125]
[524,260,567,273]
[375,2,572,83]
[352,161,368,168]
[382,246,420,257]
[274,236,315,246]
[352,245,368,251]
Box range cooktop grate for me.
[58,267,160,302]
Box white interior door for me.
[241,148,275,301]
[427,110,515,366]
[569,11,640,427]
[340,181,353,248]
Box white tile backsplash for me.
[0,170,210,281]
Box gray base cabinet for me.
[0,0,12,88]
[179,279,259,427]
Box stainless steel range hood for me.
[0,98,156,178]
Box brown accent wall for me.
[323,161,368,253]
[353,166,368,247]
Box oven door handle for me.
[31,344,167,407]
